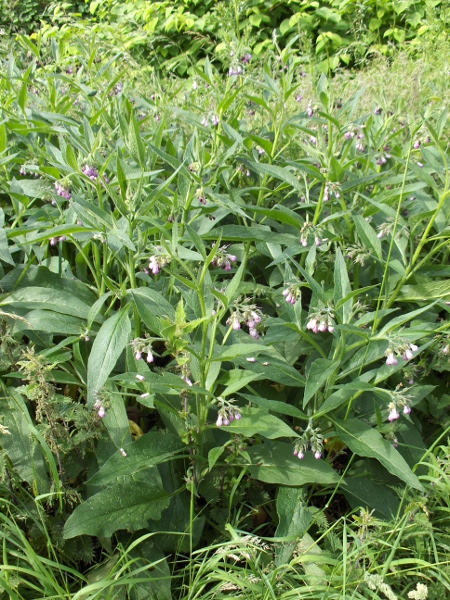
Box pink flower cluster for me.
[216,408,242,427]
[148,249,171,275]
[227,307,263,340]
[282,285,300,305]
[82,164,99,181]
[54,181,71,199]
[385,343,418,366]
[211,246,237,271]
[306,317,335,334]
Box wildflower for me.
[241,52,252,64]
[403,348,414,361]
[201,116,209,127]
[50,237,57,246]
[227,312,241,330]
[356,142,365,152]
[211,114,220,126]
[211,245,238,271]
[282,285,300,305]
[54,181,71,199]
[403,404,412,415]
[386,350,398,366]
[82,164,99,181]
[295,94,303,102]
[135,351,142,360]
[98,405,106,418]
[388,402,400,421]
[307,102,313,117]
[314,451,322,460]
[413,140,421,149]
[146,351,154,363]
[148,249,171,275]
[345,130,355,140]
[192,80,198,90]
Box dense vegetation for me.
[1,2,450,599]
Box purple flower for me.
[135,351,142,360]
[314,451,322,460]
[241,53,252,64]
[388,403,400,421]
[403,405,412,415]
[98,405,106,418]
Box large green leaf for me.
[303,359,337,408]
[1,287,92,319]
[234,355,306,387]
[343,477,400,519]
[64,475,170,539]
[87,306,131,407]
[246,441,339,486]
[220,407,297,439]
[333,248,352,323]
[333,418,424,491]
[2,389,49,493]
[275,487,312,566]
[88,432,184,486]
[129,288,175,336]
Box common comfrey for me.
[227,300,265,340]
[299,221,328,247]
[54,180,71,199]
[386,384,414,422]
[81,164,99,181]
[148,246,172,275]
[211,244,238,271]
[282,284,301,305]
[323,182,341,203]
[293,420,324,460]
[215,397,242,427]
[94,396,107,419]
[385,341,419,365]
[306,303,336,334]
[131,337,156,364]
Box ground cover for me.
[1,9,450,599]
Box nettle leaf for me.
[64,475,170,539]
[247,441,339,486]
[88,432,184,486]
[218,407,297,439]
[333,418,424,491]
[87,306,131,407]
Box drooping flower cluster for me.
[293,421,324,460]
[386,383,414,422]
[196,187,207,205]
[323,181,341,203]
[282,284,301,305]
[385,342,419,366]
[148,246,172,275]
[306,304,335,334]
[131,337,155,364]
[50,235,67,246]
[82,164,99,181]
[299,221,328,247]
[211,245,237,271]
[226,299,264,340]
[94,397,107,419]
[54,180,71,199]
[215,397,242,427]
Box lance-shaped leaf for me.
[64,475,170,539]
[333,418,424,491]
[88,432,184,486]
[87,306,131,407]
[247,441,340,486]
[220,407,297,439]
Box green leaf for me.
[247,441,340,486]
[14,310,85,335]
[397,281,450,301]
[221,407,296,439]
[64,476,170,539]
[1,287,92,319]
[242,160,302,191]
[333,418,424,491]
[220,369,262,397]
[275,487,312,566]
[304,359,337,408]
[87,432,183,486]
[0,229,14,265]
[334,248,352,323]
[234,354,306,387]
[343,477,400,519]
[2,389,49,493]
[377,304,436,337]
[87,306,131,407]
[353,215,382,259]
[129,288,175,336]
